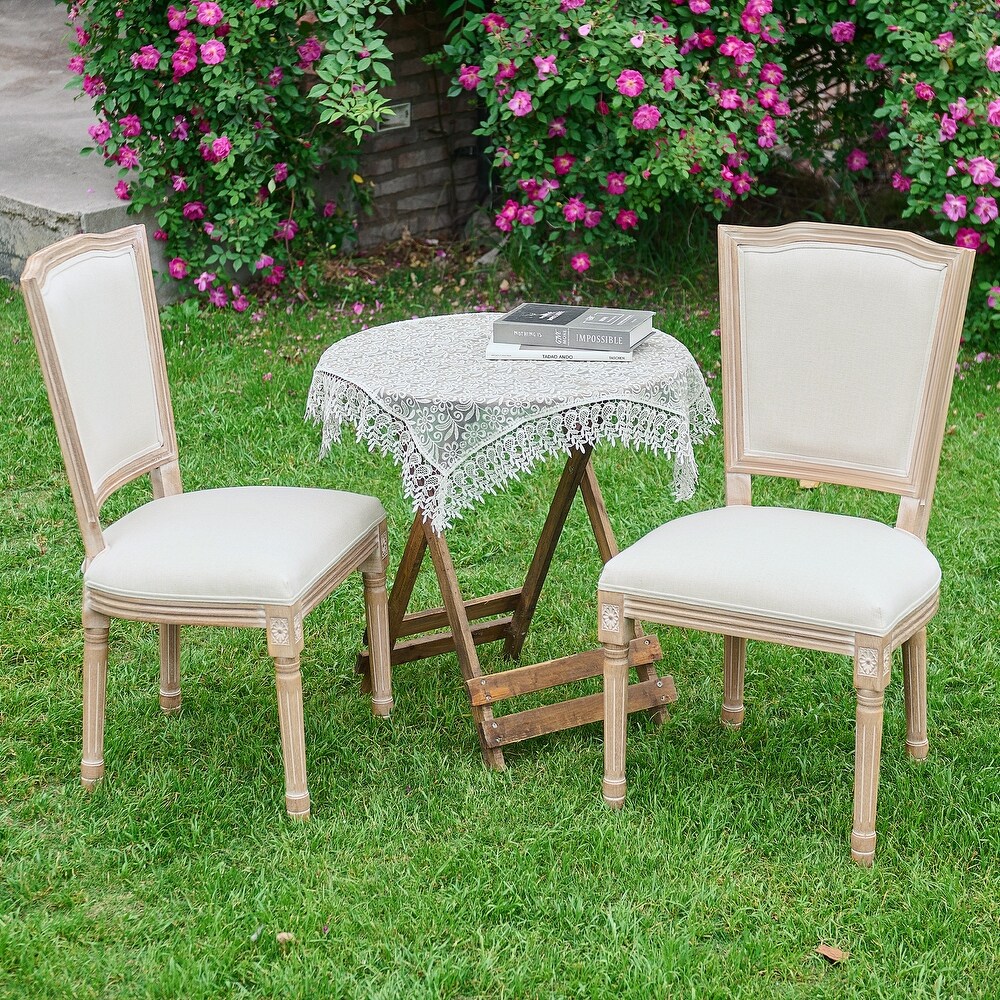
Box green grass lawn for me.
[1,244,998,999]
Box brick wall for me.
[348,3,484,248]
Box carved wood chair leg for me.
[721,635,746,727]
[159,623,181,713]
[363,564,393,717]
[602,638,631,807]
[902,628,929,760]
[852,687,885,866]
[273,653,310,819]
[81,605,109,788]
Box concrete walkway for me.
[0,0,131,282]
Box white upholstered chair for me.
[21,225,393,819]
[598,222,975,864]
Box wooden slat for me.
[466,634,662,706]
[480,676,678,748]
[358,618,513,669]
[393,588,521,638]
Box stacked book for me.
[486,302,655,362]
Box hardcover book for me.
[484,328,654,362]
[492,302,655,351]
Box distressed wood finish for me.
[22,225,393,819]
[602,222,975,865]
[358,448,674,767]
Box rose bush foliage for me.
[65,0,404,307]
[448,0,999,341]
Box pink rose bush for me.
[67,0,398,306]
[450,0,790,275]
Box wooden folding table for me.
[307,313,716,768]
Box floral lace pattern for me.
[306,313,717,531]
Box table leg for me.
[503,445,594,661]
[421,520,506,770]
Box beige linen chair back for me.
[22,225,393,819]
[22,227,180,555]
[719,223,974,531]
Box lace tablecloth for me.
[306,312,717,531]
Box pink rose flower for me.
[171,174,188,192]
[616,69,645,97]
[578,22,592,36]
[615,209,639,230]
[553,153,576,175]
[267,66,283,87]
[232,289,249,312]
[119,114,142,138]
[719,89,742,109]
[759,62,783,85]
[275,218,299,240]
[891,172,911,192]
[968,156,997,185]
[517,204,537,226]
[845,148,867,172]
[458,64,481,90]
[67,55,85,74]
[172,48,198,80]
[211,135,231,160]
[117,146,140,169]
[274,162,288,182]
[689,0,711,12]
[954,228,981,251]
[831,21,855,44]
[88,121,111,145]
[605,172,627,195]
[632,104,661,130]
[988,99,1000,127]
[167,5,188,30]
[560,0,585,9]
[533,55,557,78]
[114,180,130,201]
[130,45,161,70]
[548,117,567,138]
[570,252,591,273]
[196,3,224,26]
[322,201,336,217]
[583,209,603,228]
[297,37,322,66]
[986,46,1000,72]
[914,82,935,101]
[182,201,206,220]
[596,97,610,115]
[255,254,274,271]
[194,271,216,292]
[82,74,105,96]
[942,193,967,221]
[757,115,776,148]
[563,197,587,223]
[865,53,886,72]
[933,32,954,52]
[208,285,228,308]
[481,13,507,33]
[507,90,533,116]
[200,40,226,65]
[661,67,681,92]
[973,196,998,224]
[76,27,90,45]
[741,11,761,34]
[939,115,958,141]
[988,286,1000,309]
[168,257,188,280]
[263,265,285,286]
[171,116,190,141]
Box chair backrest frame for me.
[21,226,182,562]
[717,222,974,538]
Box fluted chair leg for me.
[721,635,746,727]
[852,687,885,866]
[363,565,393,718]
[602,639,631,807]
[159,623,181,713]
[81,604,109,788]
[902,628,929,760]
[274,653,310,819]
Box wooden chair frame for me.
[22,226,392,818]
[599,222,975,864]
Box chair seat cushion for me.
[85,487,384,605]
[599,505,940,635]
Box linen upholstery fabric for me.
[599,506,940,635]
[38,246,164,495]
[87,486,386,604]
[738,243,946,476]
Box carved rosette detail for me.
[601,603,621,633]
[269,617,290,646]
[858,647,878,677]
